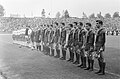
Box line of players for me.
[27,20,106,75]
[13,19,106,75]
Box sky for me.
[0,0,120,18]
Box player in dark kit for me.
[54,22,61,58]
[35,25,42,51]
[49,25,54,56]
[77,23,87,68]
[94,20,106,75]
[84,23,95,71]
[45,25,51,55]
[73,22,80,65]
[41,26,46,52]
[25,25,31,45]
[66,24,74,62]
[43,25,49,55]
[76,22,85,67]
[60,23,67,60]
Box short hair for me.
[69,24,73,28]
[79,22,83,26]
[50,25,53,27]
[26,25,30,27]
[61,22,65,26]
[73,22,78,25]
[96,20,103,25]
[54,22,58,26]
[86,23,91,27]
[47,25,49,27]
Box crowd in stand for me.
[0,17,120,35]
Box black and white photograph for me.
[0,0,120,79]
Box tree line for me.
[0,4,119,18]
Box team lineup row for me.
[12,19,106,75]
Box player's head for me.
[78,22,83,29]
[65,24,72,31]
[85,23,92,31]
[50,25,53,29]
[73,22,78,29]
[96,20,103,29]
[69,24,73,28]
[61,22,65,29]
[61,22,65,26]
[54,22,58,26]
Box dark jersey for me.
[30,31,35,42]
[60,29,66,46]
[68,30,74,47]
[86,30,95,46]
[95,28,106,47]
[78,29,84,46]
[41,29,46,42]
[35,30,41,42]
[74,29,80,46]
[54,29,60,43]
[50,30,55,43]
[45,30,50,43]
[25,28,29,35]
